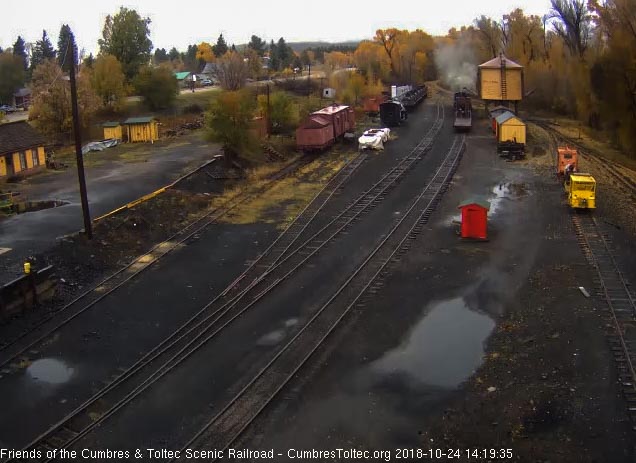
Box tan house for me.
[0,121,47,178]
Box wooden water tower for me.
[478,53,524,113]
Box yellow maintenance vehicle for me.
[565,173,596,209]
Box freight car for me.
[453,91,472,131]
[401,85,428,110]
[296,104,355,152]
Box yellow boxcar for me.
[566,173,596,209]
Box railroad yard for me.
[0,88,636,462]
[0,89,634,463]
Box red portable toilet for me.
[458,198,490,240]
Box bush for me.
[134,66,178,110]
[182,103,204,114]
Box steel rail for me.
[176,135,466,460]
[6,103,445,462]
[0,154,317,364]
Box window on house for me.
[31,149,39,166]
[19,151,27,170]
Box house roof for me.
[458,197,491,210]
[174,71,191,80]
[495,111,524,125]
[123,117,156,125]
[102,121,121,127]
[0,121,46,156]
[13,88,31,97]
[479,55,523,69]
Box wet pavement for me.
[0,133,218,284]
[372,297,495,388]
[237,117,546,454]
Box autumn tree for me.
[29,60,99,141]
[12,36,28,70]
[257,91,297,134]
[0,53,25,104]
[473,16,503,59]
[98,7,152,80]
[549,0,593,59]
[374,28,400,76]
[354,40,390,81]
[206,90,256,163]
[215,51,249,90]
[92,54,126,110]
[133,66,178,110]
[590,0,636,152]
[57,24,78,72]
[245,48,263,80]
[196,42,215,63]
[213,34,229,57]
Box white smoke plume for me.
[434,37,477,93]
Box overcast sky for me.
[1,0,553,54]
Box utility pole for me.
[69,49,92,239]
[266,83,271,137]
[307,61,311,98]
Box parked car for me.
[202,79,213,86]
[358,128,391,150]
[0,105,17,113]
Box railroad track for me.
[532,120,636,197]
[175,135,466,460]
[4,103,445,462]
[0,152,357,367]
[571,213,636,428]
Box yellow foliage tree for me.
[196,42,215,62]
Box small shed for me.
[102,121,123,140]
[495,111,526,144]
[323,88,336,98]
[458,198,490,240]
[122,117,159,143]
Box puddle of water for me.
[490,182,528,215]
[256,329,286,346]
[10,200,70,215]
[372,297,494,388]
[257,318,299,346]
[27,358,74,384]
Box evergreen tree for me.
[83,53,95,68]
[57,24,78,72]
[276,37,292,70]
[154,48,169,63]
[12,36,28,70]
[269,40,280,71]
[213,34,228,57]
[248,35,266,56]
[168,47,180,61]
[31,30,56,71]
